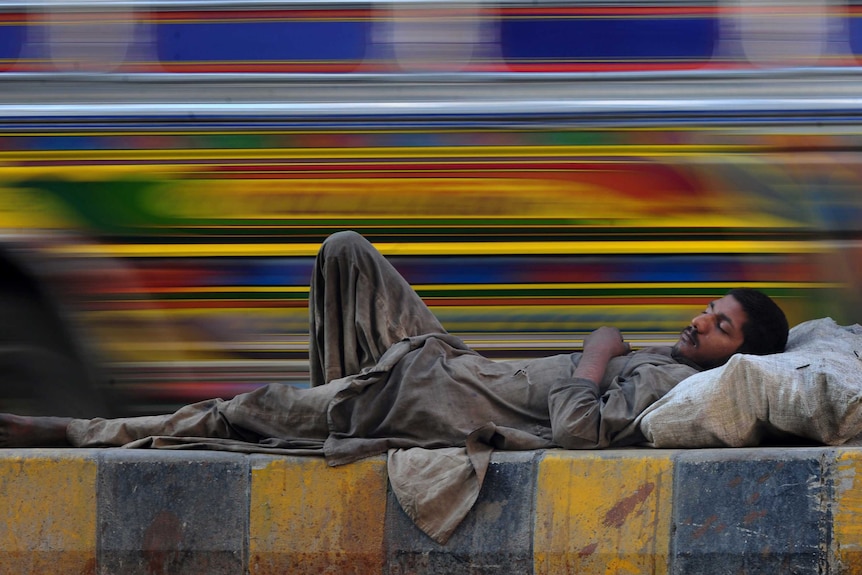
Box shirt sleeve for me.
[548,362,699,449]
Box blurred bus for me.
[1,0,861,416]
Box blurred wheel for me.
[0,269,111,417]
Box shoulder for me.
[632,346,702,370]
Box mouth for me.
[680,327,698,347]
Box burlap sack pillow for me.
[638,318,862,447]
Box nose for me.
[690,313,711,333]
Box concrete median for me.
[0,446,859,574]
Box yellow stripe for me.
[402,281,831,290]
[164,281,830,294]
[45,240,832,258]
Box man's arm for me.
[549,328,696,449]
[548,326,631,449]
[573,326,630,385]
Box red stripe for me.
[152,9,373,21]
[159,62,363,73]
[86,297,728,310]
[0,12,29,23]
[501,6,718,17]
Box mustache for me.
[682,326,698,346]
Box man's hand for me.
[582,326,631,358]
[574,326,631,388]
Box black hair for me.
[726,288,789,355]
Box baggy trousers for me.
[67,231,447,447]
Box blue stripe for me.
[502,17,717,61]
[0,25,24,62]
[156,21,370,62]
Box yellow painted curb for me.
[534,451,674,575]
[249,455,388,575]
[0,450,97,575]
[832,450,862,572]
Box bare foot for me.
[0,414,73,447]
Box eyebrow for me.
[709,301,736,329]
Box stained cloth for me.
[66,231,702,542]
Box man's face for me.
[672,295,748,369]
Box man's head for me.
[672,288,789,369]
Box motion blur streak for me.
[0,0,860,415]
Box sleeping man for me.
[0,230,789,459]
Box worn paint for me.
[4,447,862,572]
[671,451,825,575]
[0,450,97,575]
[96,450,248,575]
[384,452,538,574]
[534,451,673,575]
[249,455,388,575]
[832,449,862,573]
